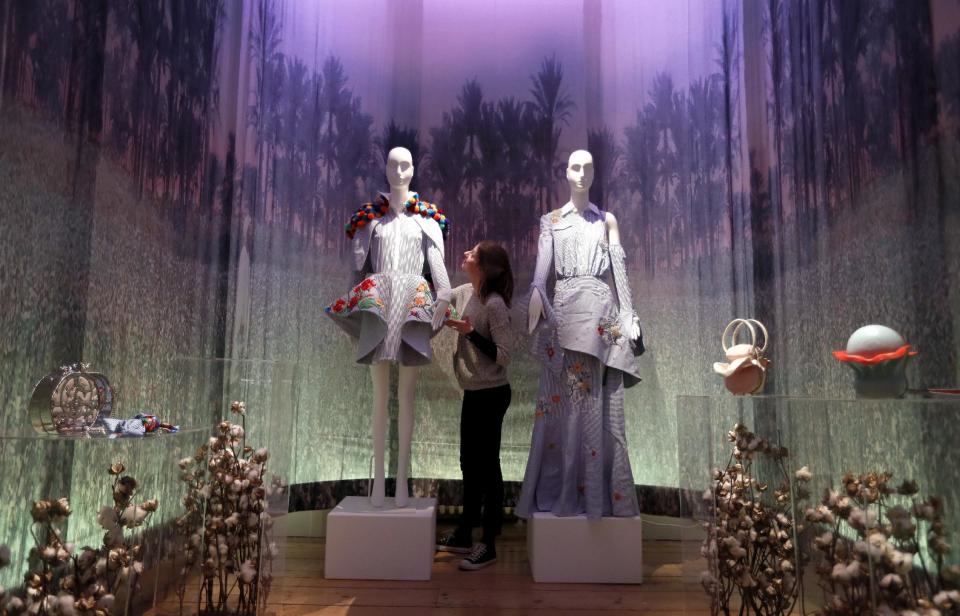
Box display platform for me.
[527,512,644,583]
[324,495,437,580]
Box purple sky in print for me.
[276,0,722,154]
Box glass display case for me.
[0,358,299,616]
[678,394,960,615]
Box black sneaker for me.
[459,542,497,570]
[436,532,472,554]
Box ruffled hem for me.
[325,274,455,365]
[528,321,641,387]
[832,344,916,365]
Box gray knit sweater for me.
[451,283,512,391]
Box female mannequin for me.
[517,149,642,519]
[326,147,451,507]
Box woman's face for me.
[462,244,481,277]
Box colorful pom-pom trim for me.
[345,193,450,239]
[832,344,917,365]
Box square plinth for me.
[324,496,437,580]
[527,512,643,583]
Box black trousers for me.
[456,383,511,545]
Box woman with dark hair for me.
[436,240,514,570]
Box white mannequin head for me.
[386,147,414,189]
[566,150,594,195]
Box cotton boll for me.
[239,560,256,583]
[880,573,903,592]
[814,532,833,550]
[844,561,860,580]
[120,505,148,528]
[56,594,75,616]
[831,563,852,584]
[848,508,867,530]
[97,594,115,611]
[890,550,914,575]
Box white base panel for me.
[527,512,643,583]
[324,496,436,580]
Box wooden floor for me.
[149,520,712,615]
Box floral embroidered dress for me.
[325,193,452,366]
[516,202,641,520]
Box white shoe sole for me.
[459,557,497,571]
[436,545,472,554]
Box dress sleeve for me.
[608,243,634,314]
[465,331,498,361]
[530,215,554,318]
[426,240,452,303]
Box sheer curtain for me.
[1,0,958,497]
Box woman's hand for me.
[445,315,474,334]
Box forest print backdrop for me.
[1,0,959,507]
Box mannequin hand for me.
[528,291,545,334]
[625,313,641,341]
[432,299,450,331]
[445,315,474,334]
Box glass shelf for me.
[0,357,299,615]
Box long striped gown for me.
[517,203,642,519]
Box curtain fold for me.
[0,0,957,491]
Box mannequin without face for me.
[369,147,449,508]
[527,149,640,340]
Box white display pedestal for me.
[527,512,643,583]
[324,496,437,581]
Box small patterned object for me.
[29,363,114,434]
[136,412,179,433]
[344,193,450,239]
[101,412,180,437]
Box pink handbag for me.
[713,319,771,395]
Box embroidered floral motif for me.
[597,315,624,346]
[408,281,432,315]
[534,397,554,421]
[325,276,385,317]
[406,283,458,321]
[566,361,592,400]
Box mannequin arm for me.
[607,214,640,341]
[528,215,554,334]
[426,241,452,330]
